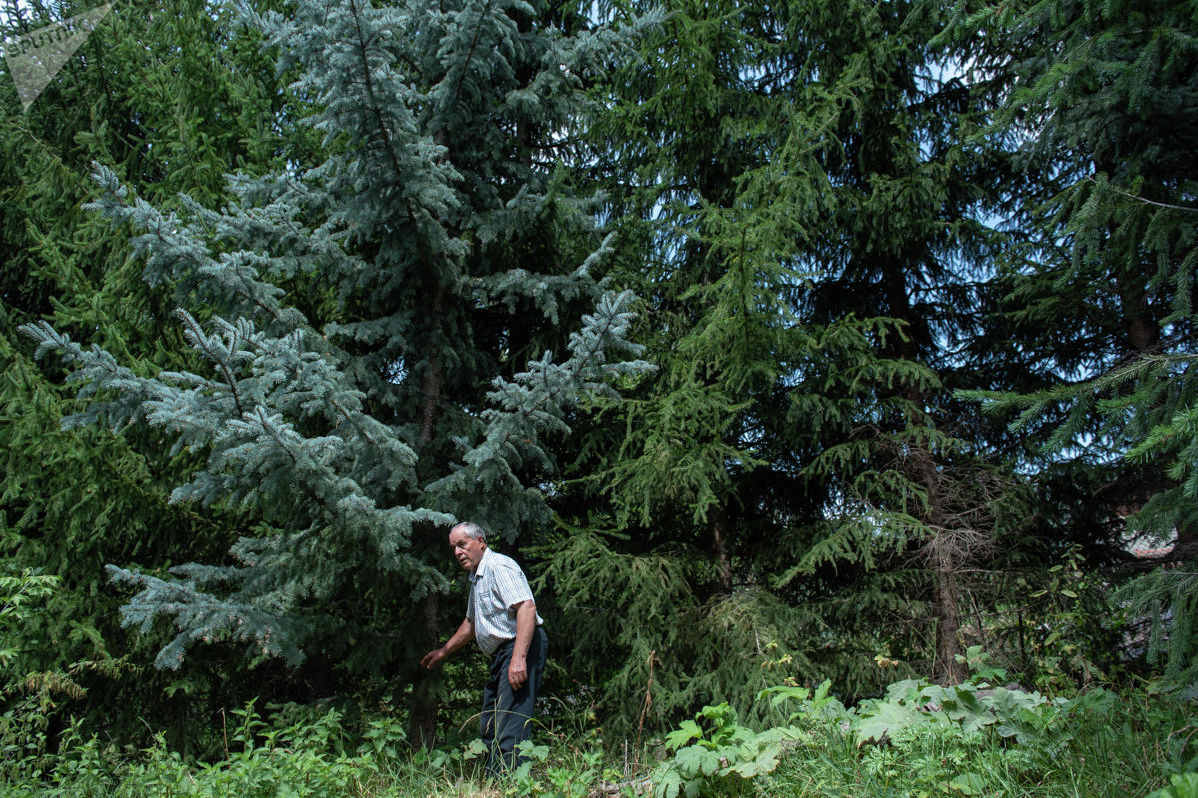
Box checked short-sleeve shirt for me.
[467,548,543,656]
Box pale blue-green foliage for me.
[253,0,463,252]
[20,0,652,671]
[24,275,645,669]
[426,289,648,530]
[24,315,422,522]
[25,308,450,668]
[244,0,644,276]
[84,166,348,335]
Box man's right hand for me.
[421,619,472,669]
[420,647,447,669]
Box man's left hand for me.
[508,655,528,690]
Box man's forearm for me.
[421,618,474,670]
[512,601,536,660]
[442,618,475,656]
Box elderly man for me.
[420,521,548,772]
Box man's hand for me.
[422,618,474,670]
[421,647,447,670]
[508,654,528,690]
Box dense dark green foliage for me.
[1,0,1195,768]
[944,0,1198,678]
[945,0,1198,532]
[540,0,1043,735]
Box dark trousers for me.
[481,626,548,773]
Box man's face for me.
[448,527,487,571]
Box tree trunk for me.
[410,298,446,747]
[419,287,445,449]
[1114,268,1159,353]
[933,565,967,685]
[912,449,967,685]
[407,592,443,749]
[710,514,732,592]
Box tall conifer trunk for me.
[710,514,731,593]
[408,592,443,748]
[1098,157,1162,356]
[411,291,445,747]
[932,553,967,685]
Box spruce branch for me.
[449,0,498,110]
[424,289,651,518]
[176,310,247,418]
[106,565,306,670]
[1085,177,1198,214]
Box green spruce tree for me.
[945,0,1198,681]
[544,0,1025,737]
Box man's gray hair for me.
[454,521,487,541]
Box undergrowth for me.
[0,671,1193,797]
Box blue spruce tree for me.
[23,0,650,743]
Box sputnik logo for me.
[2,4,111,112]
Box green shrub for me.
[650,702,802,798]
